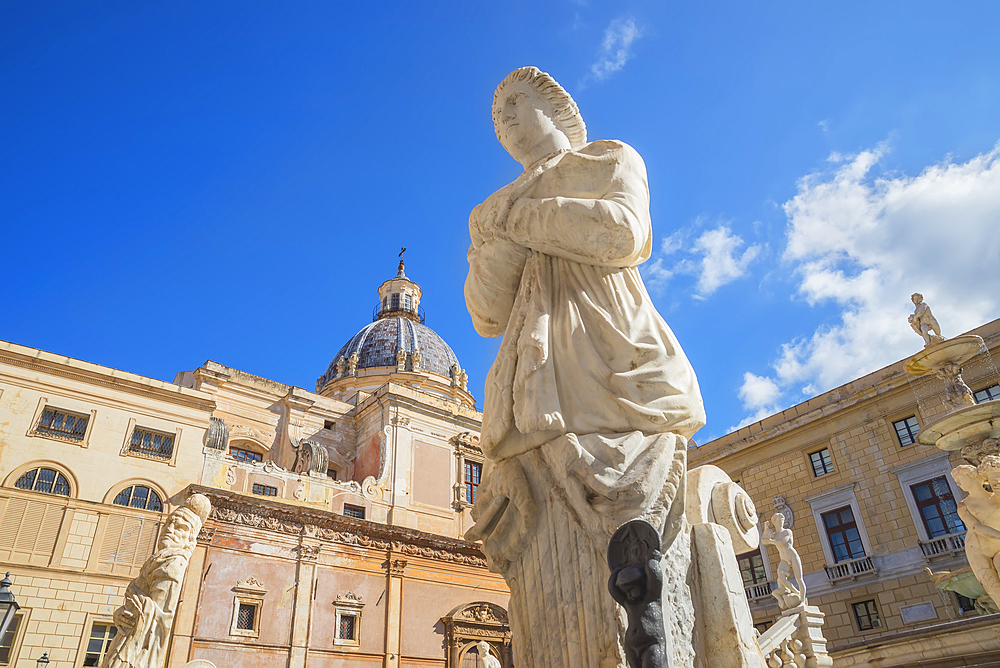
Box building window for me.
[0,614,22,665]
[464,461,482,504]
[893,416,920,447]
[753,620,773,635]
[14,467,71,496]
[236,602,257,631]
[128,427,175,461]
[112,485,163,512]
[404,294,412,311]
[333,592,364,647]
[809,449,834,477]
[83,623,118,667]
[852,599,881,631]
[956,593,978,614]
[975,385,1000,404]
[911,477,965,538]
[252,483,278,497]
[327,468,338,480]
[390,294,400,310]
[344,504,365,519]
[230,577,266,638]
[338,613,357,640]
[737,550,768,587]
[822,506,866,562]
[35,407,89,441]
[230,447,262,463]
[324,420,336,430]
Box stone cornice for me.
[0,340,215,413]
[191,485,487,568]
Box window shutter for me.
[0,498,65,565]
[99,514,160,575]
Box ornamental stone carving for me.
[204,417,229,451]
[908,293,945,346]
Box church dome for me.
[319,317,461,388]
[316,257,471,404]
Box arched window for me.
[14,467,71,496]
[112,485,163,511]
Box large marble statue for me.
[102,494,211,668]
[951,460,1000,606]
[761,512,805,610]
[464,66,704,668]
[476,641,502,668]
[908,293,945,346]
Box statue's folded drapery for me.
[465,139,705,668]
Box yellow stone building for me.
[0,264,511,668]
[691,317,1000,667]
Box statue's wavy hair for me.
[493,67,587,150]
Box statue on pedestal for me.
[908,293,945,346]
[102,494,211,668]
[761,512,805,610]
[464,66,704,668]
[951,459,1000,606]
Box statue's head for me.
[951,464,983,493]
[159,493,211,551]
[771,512,786,530]
[980,455,1000,487]
[477,641,491,655]
[912,292,924,304]
[493,67,586,162]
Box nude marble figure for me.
[464,66,705,668]
[951,460,1000,605]
[909,293,945,346]
[761,512,805,610]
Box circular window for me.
[14,467,71,496]
[113,485,163,512]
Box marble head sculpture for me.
[465,66,705,668]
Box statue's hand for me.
[465,459,537,568]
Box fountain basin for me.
[917,401,1000,450]
[904,335,985,376]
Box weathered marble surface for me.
[761,512,805,611]
[464,66,704,668]
[102,494,211,668]
[476,641,502,668]
[908,293,945,346]
[952,457,1000,607]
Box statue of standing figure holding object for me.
[908,293,945,346]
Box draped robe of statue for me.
[465,139,705,668]
[102,494,209,668]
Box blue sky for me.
[3,1,1000,440]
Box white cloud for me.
[733,142,1000,430]
[738,372,781,409]
[642,225,761,296]
[691,226,762,299]
[590,17,643,81]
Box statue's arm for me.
[505,142,651,268]
[958,504,1000,540]
[465,239,529,337]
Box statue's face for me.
[497,83,565,161]
[912,294,923,305]
[160,511,198,550]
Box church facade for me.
[0,263,511,668]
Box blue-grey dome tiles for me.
[319,317,461,390]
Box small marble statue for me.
[951,459,1000,606]
[938,361,976,410]
[608,520,667,668]
[908,293,945,346]
[102,494,211,668]
[761,512,805,610]
[464,66,704,668]
[476,641,501,668]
